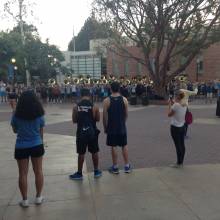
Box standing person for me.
[66,84,71,102]
[206,82,213,103]
[168,91,187,168]
[71,83,77,102]
[11,91,45,207]
[179,86,198,138]
[40,84,48,104]
[52,84,60,103]
[103,81,131,174]
[60,84,65,103]
[69,88,102,180]
[0,82,7,103]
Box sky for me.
[0,0,93,51]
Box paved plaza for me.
[0,102,220,219]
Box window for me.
[196,55,204,74]
[124,60,129,76]
[150,58,155,73]
[112,59,119,76]
[137,62,142,75]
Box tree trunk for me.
[153,82,167,99]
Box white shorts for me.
[207,93,213,98]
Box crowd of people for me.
[1,79,220,105]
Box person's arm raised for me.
[168,100,175,117]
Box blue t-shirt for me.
[11,116,45,149]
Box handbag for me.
[185,110,193,125]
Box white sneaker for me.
[19,199,29,208]
[169,163,183,168]
[35,196,44,205]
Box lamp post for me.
[18,0,31,87]
[14,66,18,85]
[11,58,16,86]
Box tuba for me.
[48,78,56,86]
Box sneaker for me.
[94,169,102,178]
[169,163,183,168]
[19,199,29,208]
[124,164,132,173]
[35,196,44,205]
[108,166,119,174]
[69,172,83,180]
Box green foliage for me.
[68,15,112,51]
[0,24,64,82]
[94,0,220,96]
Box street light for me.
[14,66,18,85]
[11,58,16,64]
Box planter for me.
[129,96,137,105]
[216,100,220,117]
[142,96,149,106]
[149,100,168,105]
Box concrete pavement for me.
[0,103,220,219]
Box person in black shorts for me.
[11,91,45,207]
[69,88,102,180]
[103,81,132,174]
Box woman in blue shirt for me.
[11,91,45,208]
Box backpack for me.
[77,104,96,140]
[185,110,193,125]
[78,121,95,140]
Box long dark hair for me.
[15,90,45,120]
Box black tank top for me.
[77,99,95,134]
[107,96,127,135]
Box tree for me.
[0,25,64,82]
[94,0,220,96]
[4,0,36,86]
[68,14,112,51]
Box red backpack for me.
[185,110,193,125]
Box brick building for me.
[107,42,220,82]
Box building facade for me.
[107,43,220,82]
[62,51,102,79]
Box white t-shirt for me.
[71,85,76,92]
[170,103,187,127]
[0,85,6,92]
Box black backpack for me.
[77,103,96,140]
[78,121,95,140]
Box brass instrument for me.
[48,78,56,86]
[100,76,108,84]
[84,79,90,85]
[73,78,79,84]
[102,79,108,84]
[64,75,72,85]
[126,79,131,85]
[175,75,188,82]
[64,79,69,85]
